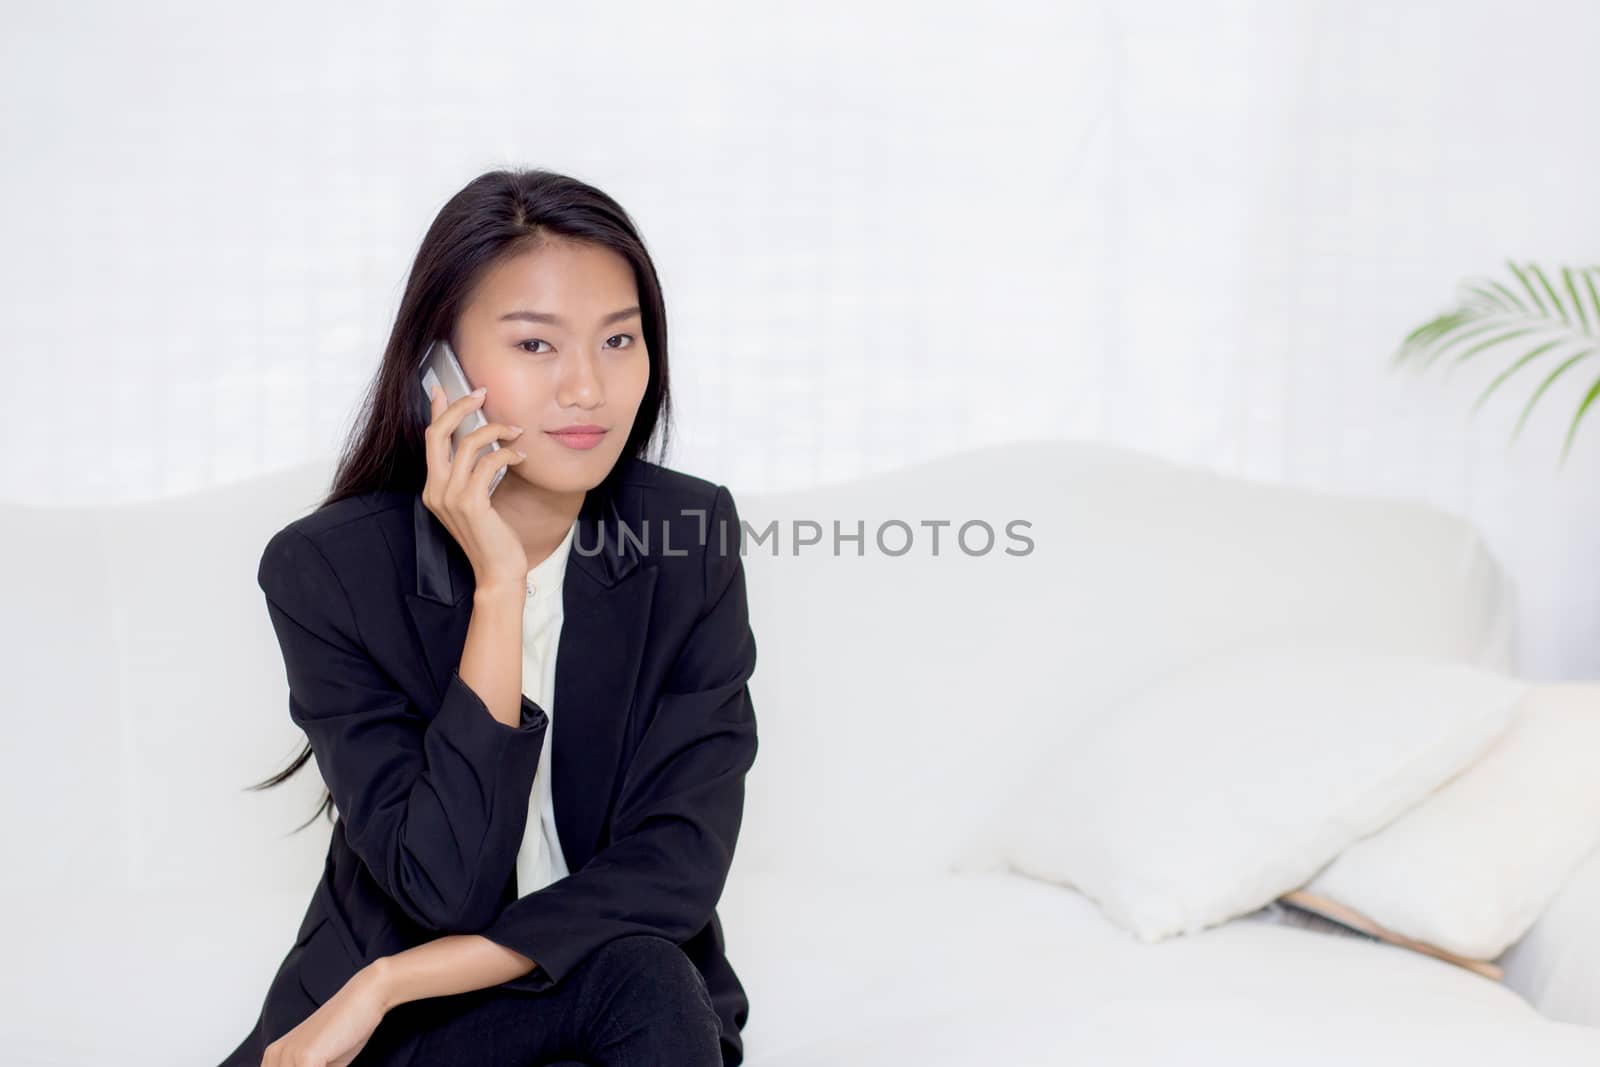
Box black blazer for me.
[220,457,759,1067]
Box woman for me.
[220,168,759,1067]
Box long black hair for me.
[249,168,675,828]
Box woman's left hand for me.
[261,962,390,1067]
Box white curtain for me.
[2,0,1596,675]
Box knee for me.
[590,934,715,1019]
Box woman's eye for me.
[519,335,633,354]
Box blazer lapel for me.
[402,477,658,872]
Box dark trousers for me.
[351,933,725,1067]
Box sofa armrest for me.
[1498,840,1600,1029]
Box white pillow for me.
[987,642,1528,943]
[1300,682,1600,961]
[1499,835,1600,1028]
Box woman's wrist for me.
[473,571,526,602]
[358,954,405,1012]
[354,936,536,1011]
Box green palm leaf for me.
[1393,259,1600,467]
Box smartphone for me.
[418,338,508,497]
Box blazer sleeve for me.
[476,483,760,992]
[257,523,550,932]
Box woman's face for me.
[451,238,650,496]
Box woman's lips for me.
[548,427,607,451]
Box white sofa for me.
[4,437,1598,1065]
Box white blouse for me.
[514,517,578,897]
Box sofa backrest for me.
[730,438,1514,877]
[4,439,1514,899]
[5,458,341,903]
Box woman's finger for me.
[448,420,521,502]
[425,387,488,502]
[468,439,525,501]
[443,416,521,508]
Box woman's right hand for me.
[421,384,529,593]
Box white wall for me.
[3,0,1597,677]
